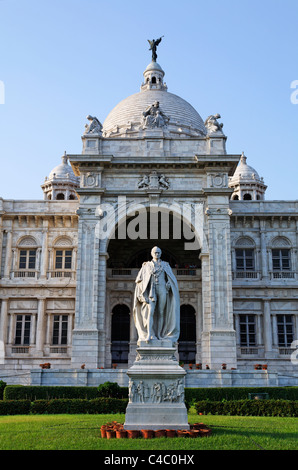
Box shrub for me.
[97,382,122,398]
[195,399,298,417]
[0,400,31,415]
[28,397,128,415]
[45,399,91,414]
[185,387,298,404]
[3,385,99,401]
[0,381,6,400]
[30,400,50,415]
[3,384,128,401]
[90,398,128,414]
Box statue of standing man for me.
[133,246,180,344]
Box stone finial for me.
[240,151,247,163]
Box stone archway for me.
[105,207,202,365]
[178,304,196,364]
[111,304,130,364]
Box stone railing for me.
[239,347,259,356]
[233,271,260,280]
[11,270,38,279]
[48,270,76,280]
[278,347,293,356]
[270,271,296,280]
[107,268,201,279]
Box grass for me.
[0,410,297,450]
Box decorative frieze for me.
[128,378,185,404]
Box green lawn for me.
[0,410,297,450]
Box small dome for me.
[42,153,79,201]
[48,153,78,183]
[229,153,267,201]
[144,61,164,73]
[230,153,261,183]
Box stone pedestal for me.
[124,340,189,430]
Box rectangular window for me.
[55,250,72,270]
[52,315,68,345]
[19,249,36,270]
[239,314,256,346]
[15,315,31,345]
[235,249,254,271]
[272,249,291,271]
[277,314,294,347]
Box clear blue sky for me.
[0,0,297,200]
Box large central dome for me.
[102,62,207,138]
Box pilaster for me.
[0,299,8,363]
[201,186,237,369]
[71,204,107,368]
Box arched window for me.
[243,193,252,200]
[178,305,196,364]
[53,237,73,278]
[111,304,130,364]
[234,237,255,272]
[232,194,239,200]
[56,193,65,200]
[271,237,292,273]
[16,236,38,278]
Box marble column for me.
[30,313,37,347]
[263,300,274,358]
[35,299,46,355]
[195,292,202,364]
[260,222,269,280]
[256,314,262,348]
[3,230,12,279]
[0,299,8,363]
[40,221,49,279]
[0,216,3,275]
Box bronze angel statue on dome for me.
[148,36,164,62]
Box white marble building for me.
[0,54,297,387]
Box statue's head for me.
[151,246,162,260]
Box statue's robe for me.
[133,261,180,344]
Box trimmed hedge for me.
[0,397,128,415]
[5,385,298,402]
[3,385,99,401]
[185,387,298,403]
[195,399,298,417]
[0,381,6,400]
[0,400,31,415]
[3,385,129,401]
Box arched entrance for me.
[178,304,196,364]
[107,211,201,269]
[111,304,130,364]
[106,207,202,365]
